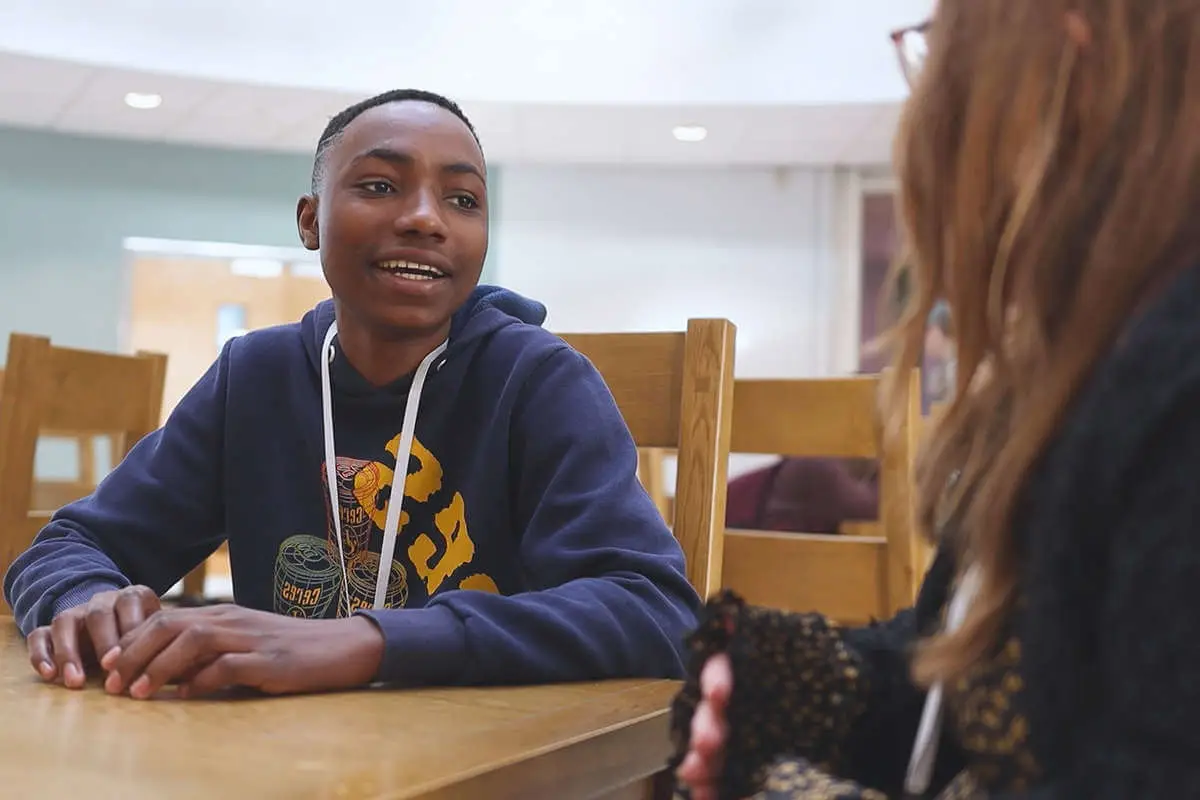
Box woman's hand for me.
[676,653,733,800]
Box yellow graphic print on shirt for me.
[272,433,499,619]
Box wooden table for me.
[0,622,680,799]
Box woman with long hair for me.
[671,0,1200,797]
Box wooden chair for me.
[38,430,120,489]
[561,320,736,598]
[27,430,124,513]
[721,371,928,623]
[0,334,170,607]
[0,368,129,518]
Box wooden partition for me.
[561,320,736,598]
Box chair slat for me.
[731,378,880,457]
[724,529,888,624]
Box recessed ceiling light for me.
[124,92,162,110]
[672,125,707,143]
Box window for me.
[216,303,247,349]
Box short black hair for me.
[310,89,481,193]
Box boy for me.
[4,89,700,699]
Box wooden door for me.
[126,255,330,594]
[127,255,330,422]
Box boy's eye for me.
[360,181,395,194]
[452,194,479,210]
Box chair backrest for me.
[0,334,168,589]
[2,365,124,510]
[721,371,927,622]
[560,320,736,598]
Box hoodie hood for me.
[300,284,547,375]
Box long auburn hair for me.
[882,0,1200,684]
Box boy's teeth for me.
[377,260,444,278]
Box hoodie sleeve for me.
[358,345,702,686]
[3,344,230,635]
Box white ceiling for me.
[0,1,931,166]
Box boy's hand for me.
[27,585,162,688]
[100,604,384,699]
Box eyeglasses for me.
[890,20,930,87]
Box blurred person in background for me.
[673,0,1200,797]
[725,456,878,535]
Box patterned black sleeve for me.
[667,591,875,799]
[668,551,962,800]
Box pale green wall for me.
[0,126,313,358]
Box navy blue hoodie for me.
[4,286,700,685]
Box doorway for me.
[126,253,330,421]
[125,247,331,597]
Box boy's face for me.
[298,101,488,339]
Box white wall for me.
[492,165,862,379]
[492,164,864,482]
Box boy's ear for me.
[297,195,319,251]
